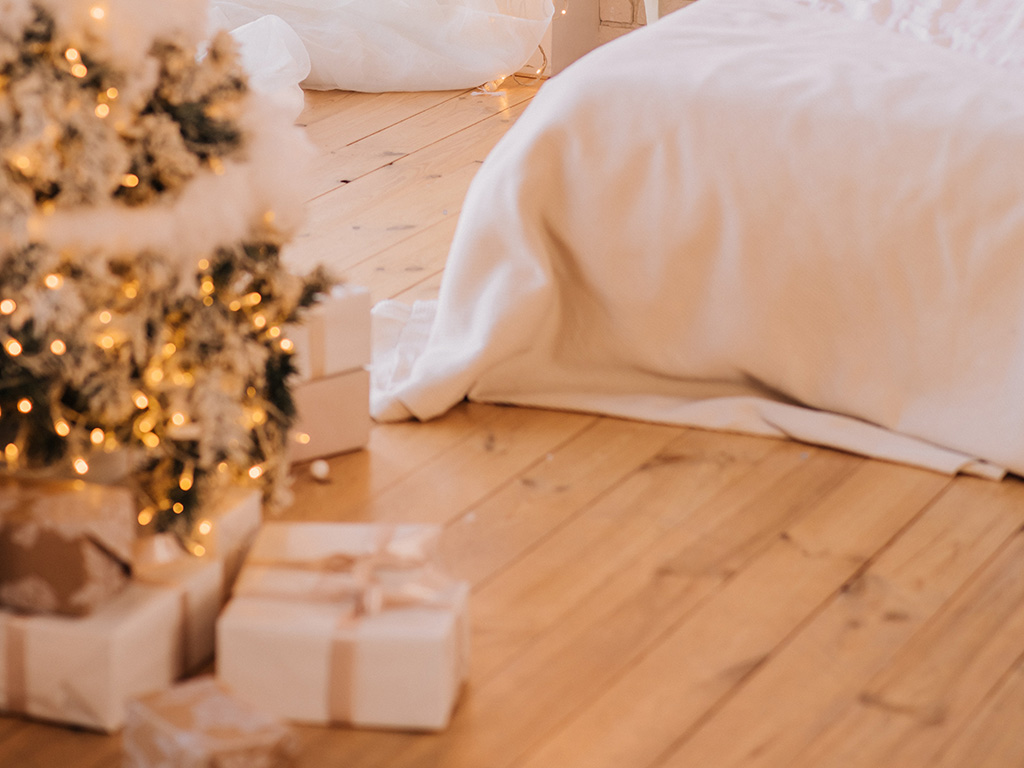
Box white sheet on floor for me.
[371,0,1024,479]
[209,0,552,92]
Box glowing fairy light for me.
[99,310,112,324]
[123,282,138,298]
[198,258,210,270]
[71,63,88,78]
[99,334,115,349]
[50,339,66,355]
[279,338,294,352]
[197,520,212,535]
[133,391,149,409]
[90,428,105,445]
[64,48,80,62]
[172,502,184,514]
[54,419,71,436]
[253,314,267,329]
[192,544,207,556]
[90,6,105,20]
[5,444,19,462]
[137,508,154,526]
[170,412,186,427]
[94,103,109,118]
[44,273,63,289]
[105,87,118,100]
[142,432,160,448]
[121,173,139,188]
[5,339,22,356]
[163,342,177,356]
[73,458,89,475]
[267,326,281,338]
[229,300,242,311]
[248,465,263,480]
[295,432,311,445]
[16,398,31,414]
[0,299,15,314]
[12,155,30,171]
[246,292,262,306]
[179,473,193,491]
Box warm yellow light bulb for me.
[229,300,242,312]
[65,48,80,62]
[17,398,31,414]
[5,339,22,356]
[279,338,294,352]
[197,520,212,535]
[54,419,71,437]
[253,314,267,329]
[12,155,30,171]
[172,502,184,514]
[179,474,193,491]
[71,63,88,78]
[90,5,105,19]
[170,412,186,427]
[0,299,16,314]
[99,310,112,324]
[98,334,115,349]
[133,391,149,409]
[248,465,263,480]
[192,544,207,557]
[73,458,89,475]
[50,339,66,355]
[147,368,164,384]
[44,273,63,289]
[121,173,139,188]
[142,432,160,448]
[90,428,104,445]
[5,443,19,462]
[137,508,154,526]
[106,87,118,100]
[123,282,138,298]
[267,326,281,338]
[94,103,110,118]
[296,432,311,445]
[246,292,262,306]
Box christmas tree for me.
[0,0,332,542]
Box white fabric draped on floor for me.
[210,0,553,93]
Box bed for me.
[370,0,1024,479]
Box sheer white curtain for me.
[210,0,553,93]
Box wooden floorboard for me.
[3,73,1024,768]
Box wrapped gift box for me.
[123,676,298,768]
[134,535,224,675]
[286,284,371,463]
[289,368,371,463]
[217,523,469,731]
[0,478,135,616]
[0,583,182,732]
[286,284,370,383]
[189,485,263,592]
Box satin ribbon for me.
[236,526,462,724]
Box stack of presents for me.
[0,287,470,766]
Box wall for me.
[598,0,698,43]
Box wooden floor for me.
[4,75,1024,768]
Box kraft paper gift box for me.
[0,478,135,616]
[189,485,263,593]
[0,583,182,732]
[134,534,224,675]
[123,676,298,768]
[286,284,371,463]
[216,523,470,731]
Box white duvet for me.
[372,0,1024,479]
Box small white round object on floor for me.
[310,459,330,482]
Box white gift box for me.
[286,284,371,463]
[288,368,371,463]
[217,523,469,731]
[0,583,183,732]
[134,535,224,675]
[190,486,263,592]
[287,285,370,383]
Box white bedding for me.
[371,0,1024,478]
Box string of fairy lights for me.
[0,1,332,543]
